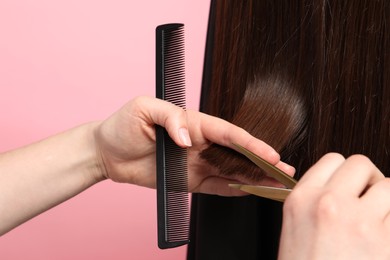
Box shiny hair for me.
[188,1,389,259]
[200,0,389,180]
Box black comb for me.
[155,23,189,249]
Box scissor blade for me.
[229,184,291,202]
[232,143,297,189]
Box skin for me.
[278,153,390,260]
[1,95,388,258]
[0,96,294,236]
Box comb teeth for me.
[157,24,186,108]
[165,137,189,242]
[155,23,189,249]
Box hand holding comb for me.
[229,143,297,202]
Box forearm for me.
[0,122,105,235]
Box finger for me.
[187,110,281,165]
[274,161,296,177]
[361,179,390,221]
[132,96,192,148]
[295,153,345,188]
[326,154,384,197]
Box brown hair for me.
[200,0,390,180]
[188,2,389,259]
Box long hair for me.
[200,0,389,180]
[188,1,390,259]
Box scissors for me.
[229,143,297,202]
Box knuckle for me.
[380,178,390,186]
[375,178,390,187]
[313,192,339,221]
[371,178,390,193]
[131,96,148,107]
[347,154,372,164]
[322,152,345,162]
[127,96,148,114]
[283,190,342,225]
[354,220,371,237]
[165,108,186,124]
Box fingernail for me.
[178,128,192,147]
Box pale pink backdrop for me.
[0,0,210,259]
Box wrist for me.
[84,121,108,184]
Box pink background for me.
[0,0,210,259]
